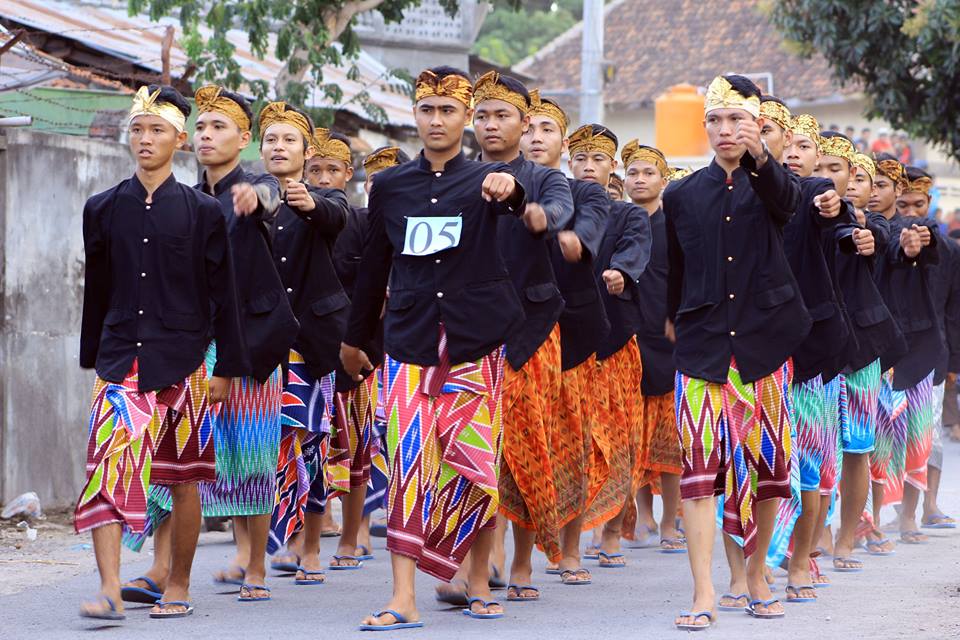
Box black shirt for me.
[272,184,351,378]
[345,150,526,365]
[874,213,944,389]
[80,174,248,392]
[664,154,810,384]
[198,166,298,383]
[635,208,675,396]
[551,179,611,370]
[499,156,574,370]
[929,230,960,384]
[595,199,651,360]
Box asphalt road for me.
[3,441,960,639]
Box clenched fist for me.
[814,189,842,218]
[558,230,583,263]
[286,179,316,212]
[481,172,517,202]
[232,183,259,216]
[602,269,625,295]
[523,202,548,233]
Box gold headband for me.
[790,114,822,152]
[820,135,856,163]
[876,158,907,188]
[258,102,312,143]
[668,166,693,182]
[414,69,473,108]
[904,175,933,195]
[759,99,792,131]
[527,89,568,136]
[195,85,250,132]
[704,76,760,118]
[568,125,617,159]
[620,140,667,176]
[311,128,351,164]
[473,70,528,114]
[852,153,876,180]
[128,85,186,132]
[363,146,402,175]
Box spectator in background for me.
[857,127,871,152]
[871,128,893,155]
[829,123,840,132]
[845,126,856,142]
[895,133,913,164]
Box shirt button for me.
[136,342,143,348]
[430,198,438,204]
[281,257,287,262]
[140,272,146,278]
[286,287,293,293]
[138,309,144,315]
[306,217,312,222]
[727,185,733,191]
[278,225,284,231]
[435,172,442,178]
[912,261,918,267]
[435,258,441,264]
[727,256,733,262]
[725,216,731,222]
[436,291,444,298]
[728,293,735,300]
[729,330,736,337]
[143,237,149,244]
[145,205,151,210]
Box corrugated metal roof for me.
[0,0,416,127]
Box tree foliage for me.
[768,0,960,163]
[474,1,582,67]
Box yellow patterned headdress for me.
[258,102,313,143]
[195,85,250,132]
[668,166,693,182]
[704,76,760,118]
[851,153,876,180]
[311,128,351,164]
[759,99,792,131]
[414,69,473,108]
[820,135,856,163]
[567,125,617,159]
[363,146,403,175]
[904,174,934,195]
[790,114,822,152]
[876,158,907,188]
[128,85,186,132]
[620,140,668,176]
[527,89,568,135]
[473,71,528,114]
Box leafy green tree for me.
[768,0,960,162]
[474,1,583,67]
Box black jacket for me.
[272,184,350,378]
[80,174,248,391]
[929,230,960,384]
[636,208,675,396]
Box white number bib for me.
[402,216,463,256]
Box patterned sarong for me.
[328,374,378,495]
[676,358,793,557]
[499,325,562,562]
[553,356,596,528]
[364,368,390,516]
[929,382,945,470]
[638,391,682,487]
[871,369,905,486]
[383,328,505,582]
[583,339,643,530]
[75,359,211,534]
[820,375,843,495]
[842,359,881,454]
[882,371,934,504]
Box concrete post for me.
[579,0,605,125]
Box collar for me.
[199,164,246,197]
[416,149,466,173]
[705,158,741,183]
[125,172,179,201]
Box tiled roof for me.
[515,0,857,111]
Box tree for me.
[767,0,960,163]
[473,1,583,67]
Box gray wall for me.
[0,128,197,506]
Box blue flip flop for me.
[295,567,326,585]
[149,600,194,619]
[582,546,601,560]
[238,584,272,602]
[785,585,817,603]
[624,524,660,549]
[832,556,863,572]
[121,576,162,604]
[356,545,375,561]
[659,537,688,554]
[718,593,749,611]
[329,555,364,570]
[212,566,246,586]
[922,513,957,529]
[462,598,504,619]
[270,553,301,573]
[506,584,540,601]
[864,538,896,556]
[746,598,784,618]
[675,610,712,631]
[359,609,424,631]
[544,566,562,575]
[80,596,126,621]
[597,551,626,568]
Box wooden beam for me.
[0,29,25,57]
[161,26,174,85]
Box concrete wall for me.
[0,129,197,506]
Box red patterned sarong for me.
[328,374,378,495]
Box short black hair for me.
[217,88,253,125]
[145,84,191,118]
[588,123,618,148]
[905,165,932,181]
[328,131,352,150]
[760,94,786,106]
[496,74,531,108]
[821,130,854,144]
[722,74,762,101]
[874,151,898,164]
[426,65,470,81]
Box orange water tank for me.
[655,84,709,157]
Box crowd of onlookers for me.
[835,124,915,165]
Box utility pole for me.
[579,0,604,125]
[161,26,174,85]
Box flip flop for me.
[597,551,626,568]
[582,546,601,560]
[900,530,928,545]
[506,584,540,602]
[809,558,830,588]
[559,568,592,585]
[369,522,387,538]
[675,610,712,631]
[921,514,957,529]
[832,556,863,572]
[212,566,246,586]
[121,576,162,604]
[624,524,659,549]
[746,598,784,619]
[355,545,375,561]
[359,609,424,631]
[659,537,688,554]
[79,595,126,621]
[785,585,817,603]
[238,584,272,602]
[488,565,507,590]
[718,593,749,611]
[295,567,326,585]
[149,600,194,619]
[435,579,468,606]
[462,598,504,619]
[544,565,562,575]
[329,555,364,570]
[270,553,301,573]
[321,528,342,538]
[864,537,896,556]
